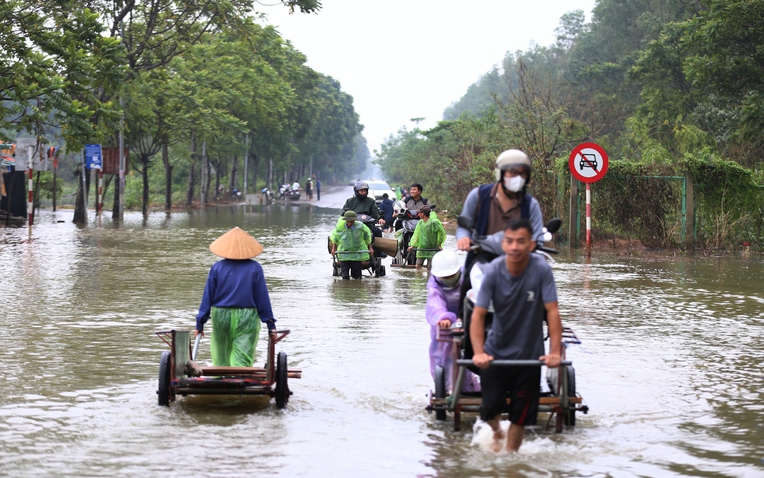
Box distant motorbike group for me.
[277,184,301,202]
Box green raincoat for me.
[331,220,372,262]
[410,212,446,259]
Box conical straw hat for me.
[209,227,263,259]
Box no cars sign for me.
[569,142,608,183]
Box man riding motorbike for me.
[455,149,545,315]
[342,181,386,257]
[456,149,544,252]
[403,183,429,211]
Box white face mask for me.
[503,175,525,193]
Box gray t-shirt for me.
[476,254,557,360]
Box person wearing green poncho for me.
[195,227,276,367]
[408,205,446,270]
[330,210,374,280]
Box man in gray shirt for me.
[470,218,562,453]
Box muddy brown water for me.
[1,195,763,477]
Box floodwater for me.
[1,189,763,477]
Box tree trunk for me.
[187,132,197,207]
[163,142,172,211]
[73,166,91,224]
[252,153,259,191]
[102,174,113,209]
[229,154,238,193]
[141,154,150,216]
[214,158,222,201]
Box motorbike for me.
[261,187,274,205]
[390,204,436,268]
[231,188,242,200]
[278,184,301,201]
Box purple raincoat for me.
[426,274,480,392]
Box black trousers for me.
[340,261,362,279]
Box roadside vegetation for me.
[1,0,367,217]
[376,0,764,252]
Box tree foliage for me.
[378,0,764,250]
[0,0,366,217]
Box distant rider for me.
[426,250,479,392]
[342,181,385,257]
[407,205,445,270]
[379,193,395,232]
[403,183,429,211]
[330,210,373,280]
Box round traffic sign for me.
[569,142,608,183]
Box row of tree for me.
[376,0,764,250]
[1,0,367,219]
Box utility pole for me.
[114,7,126,221]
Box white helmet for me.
[393,200,406,215]
[430,250,461,277]
[494,149,532,181]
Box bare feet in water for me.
[490,430,506,453]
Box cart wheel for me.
[564,366,576,426]
[332,263,339,276]
[275,351,289,409]
[434,366,447,421]
[157,351,171,406]
[379,265,386,277]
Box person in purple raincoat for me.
[426,250,480,392]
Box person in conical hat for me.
[195,227,276,367]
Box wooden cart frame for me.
[155,329,301,408]
[427,327,588,432]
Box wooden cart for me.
[427,327,588,432]
[155,329,301,408]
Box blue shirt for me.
[196,259,275,330]
[379,198,394,223]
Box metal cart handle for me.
[456,359,572,367]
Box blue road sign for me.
[85,143,102,170]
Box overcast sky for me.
[261,0,597,156]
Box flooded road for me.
[1,195,763,477]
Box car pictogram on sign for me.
[579,153,598,171]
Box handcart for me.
[427,326,588,432]
[327,237,386,277]
[155,329,301,408]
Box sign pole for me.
[98,169,103,218]
[27,145,33,227]
[586,182,591,257]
